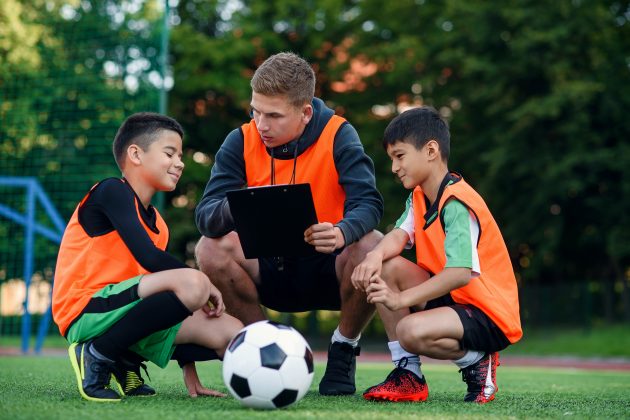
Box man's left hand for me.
[304,222,345,254]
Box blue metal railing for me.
[0,177,65,353]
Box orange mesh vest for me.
[412,176,522,343]
[52,180,168,336]
[242,115,346,223]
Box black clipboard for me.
[226,183,318,259]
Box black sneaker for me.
[460,352,500,403]
[68,342,121,402]
[111,360,156,397]
[318,342,360,395]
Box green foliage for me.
[1,0,165,279]
[167,0,630,324]
[1,357,630,419]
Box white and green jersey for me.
[395,193,481,276]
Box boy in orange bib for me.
[52,113,242,402]
[352,106,522,404]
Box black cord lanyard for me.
[270,140,300,185]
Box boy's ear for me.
[127,144,142,165]
[426,140,440,161]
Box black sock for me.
[92,291,192,361]
[172,344,220,368]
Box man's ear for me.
[127,144,142,165]
[302,104,313,125]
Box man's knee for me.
[195,232,241,273]
[346,230,383,264]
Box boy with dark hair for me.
[52,112,243,402]
[352,106,522,403]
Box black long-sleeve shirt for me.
[79,178,186,272]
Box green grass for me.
[1,357,629,419]
[501,324,630,358]
[3,323,630,357]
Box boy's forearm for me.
[369,228,409,262]
[400,267,471,308]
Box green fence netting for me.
[0,0,168,348]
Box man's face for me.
[250,92,312,148]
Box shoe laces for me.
[324,344,357,379]
[385,357,412,382]
[459,356,489,389]
[123,362,150,393]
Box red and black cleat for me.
[460,352,500,403]
[363,358,428,402]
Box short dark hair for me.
[112,112,184,170]
[382,106,450,161]
[250,52,315,108]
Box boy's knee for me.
[178,269,211,308]
[397,318,426,352]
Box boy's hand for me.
[304,222,345,254]
[182,363,227,398]
[351,251,383,291]
[202,284,225,318]
[366,275,402,311]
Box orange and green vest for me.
[412,175,522,343]
[52,180,168,336]
[241,115,346,224]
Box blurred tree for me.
[165,0,630,322]
[1,0,166,278]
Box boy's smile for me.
[386,141,429,189]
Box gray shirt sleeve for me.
[333,123,384,245]
[194,129,245,238]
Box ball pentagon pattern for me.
[222,320,314,409]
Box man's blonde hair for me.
[250,52,315,108]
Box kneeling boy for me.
[52,113,243,402]
[352,106,522,403]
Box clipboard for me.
[226,183,319,258]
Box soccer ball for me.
[222,320,314,409]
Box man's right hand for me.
[351,251,383,292]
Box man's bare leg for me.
[319,230,382,395]
[195,232,265,325]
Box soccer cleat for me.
[111,360,156,397]
[68,342,121,402]
[460,352,500,403]
[318,342,360,395]
[363,358,429,402]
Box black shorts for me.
[257,253,341,312]
[425,294,510,353]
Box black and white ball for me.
[222,320,314,409]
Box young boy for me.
[52,112,243,402]
[352,106,522,404]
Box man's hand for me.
[366,275,403,311]
[182,363,227,398]
[202,283,225,318]
[304,222,345,254]
[351,251,383,292]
